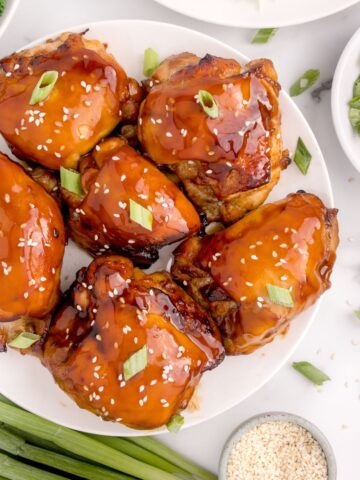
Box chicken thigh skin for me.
[0,32,142,170]
[139,53,288,224]
[172,193,339,354]
[63,137,201,267]
[0,152,65,350]
[43,255,224,429]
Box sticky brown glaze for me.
[43,256,224,429]
[172,193,339,354]
[0,32,143,170]
[0,152,65,350]
[63,137,201,267]
[138,54,289,224]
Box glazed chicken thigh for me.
[0,32,143,170]
[0,152,65,350]
[172,193,339,354]
[138,53,289,224]
[43,255,224,429]
[62,137,200,267]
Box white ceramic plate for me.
[0,0,19,38]
[0,20,334,436]
[332,26,360,173]
[155,0,360,28]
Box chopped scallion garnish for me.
[60,167,84,196]
[354,309,360,320]
[292,361,330,386]
[290,69,320,97]
[293,137,312,175]
[8,332,40,349]
[251,28,278,44]
[129,199,153,231]
[143,48,159,77]
[0,0,6,16]
[123,345,147,381]
[348,96,360,109]
[166,415,184,433]
[353,75,360,97]
[266,284,294,308]
[29,70,59,105]
[198,90,219,119]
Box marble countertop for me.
[1,1,360,478]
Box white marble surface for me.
[1,1,360,478]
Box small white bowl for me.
[332,26,360,173]
[0,0,19,38]
[219,412,337,480]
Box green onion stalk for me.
[0,401,177,480]
[128,437,217,480]
[0,450,68,480]
[0,427,132,480]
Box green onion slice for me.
[353,75,360,97]
[0,0,6,17]
[251,28,278,44]
[129,199,153,231]
[60,167,84,196]
[349,108,360,132]
[29,70,59,105]
[266,284,294,308]
[8,332,40,349]
[292,361,330,386]
[123,345,148,381]
[198,90,219,119]
[143,48,159,77]
[354,309,360,320]
[348,96,360,109]
[293,137,312,175]
[290,69,320,97]
[166,414,184,433]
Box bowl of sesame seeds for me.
[219,412,336,480]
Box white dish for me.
[332,26,360,173]
[0,0,19,38]
[0,20,334,436]
[154,0,360,28]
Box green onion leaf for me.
[0,0,6,17]
[123,345,147,381]
[349,108,360,132]
[166,415,184,433]
[8,332,40,349]
[143,48,159,77]
[292,361,330,386]
[30,71,59,105]
[198,90,219,119]
[353,75,360,97]
[293,137,312,175]
[290,69,320,97]
[266,284,294,308]
[251,28,278,44]
[354,309,360,320]
[129,199,153,231]
[60,167,84,196]
[348,96,360,109]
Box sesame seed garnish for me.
[250,255,258,260]
[165,132,173,137]
[245,281,254,287]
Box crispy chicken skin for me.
[43,256,224,429]
[0,152,65,350]
[172,193,339,354]
[138,53,289,224]
[0,32,143,170]
[62,137,201,267]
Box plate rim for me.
[0,18,334,436]
[154,0,360,28]
[331,25,360,173]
